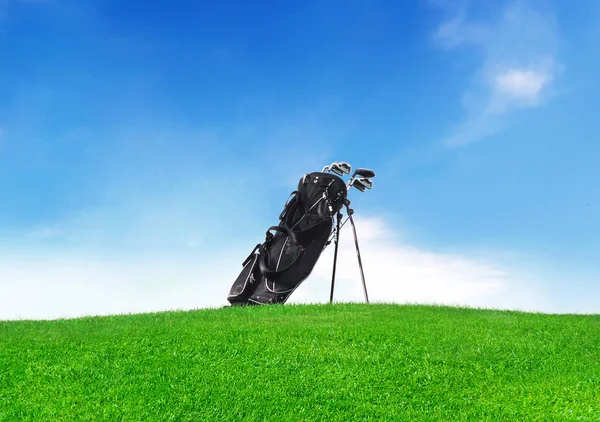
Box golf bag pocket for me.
[227,244,262,302]
[258,226,308,290]
[249,224,331,303]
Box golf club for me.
[352,168,376,179]
[350,178,369,192]
[358,178,372,190]
[322,161,351,175]
[346,167,375,191]
[331,162,351,176]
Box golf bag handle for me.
[259,226,306,280]
[264,225,293,243]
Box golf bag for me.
[227,172,348,305]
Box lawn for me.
[1,303,598,421]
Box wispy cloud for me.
[432,0,561,147]
[0,250,242,321]
[3,215,588,321]
[290,215,554,313]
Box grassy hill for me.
[0,303,598,421]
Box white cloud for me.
[433,0,561,147]
[494,69,551,101]
[2,215,583,321]
[290,216,551,312]
[0,250,242,321]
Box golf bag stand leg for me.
[329,211,342,303]
[348,213,370,304]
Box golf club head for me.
[322,161,351,175]
[352,168,375,179]
[358,178,372,190]
[330,161,351,176]
[351,178,368,192]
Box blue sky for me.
[1,0,599,319]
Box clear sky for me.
[1,0,599,320]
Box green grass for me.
[1,303,599,421]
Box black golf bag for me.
[227,172,348,305]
